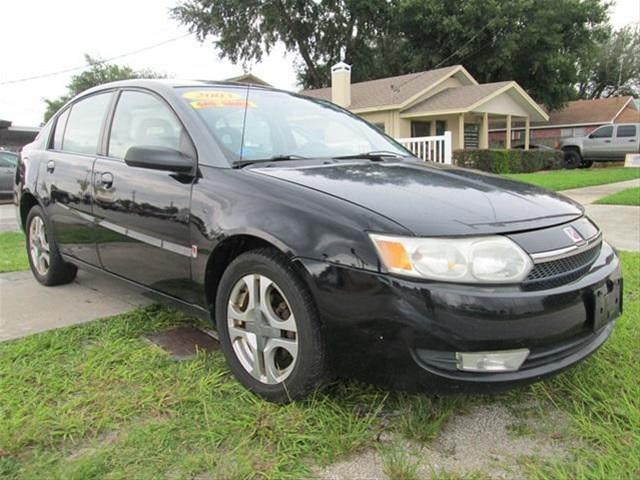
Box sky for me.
[1,0,638,127]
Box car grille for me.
[523,240,602,290]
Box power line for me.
[0,33,191,86]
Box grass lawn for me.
[506,167,640,191]
[0,231,28,273]
[594,186,640,206]
[0,245,637,478]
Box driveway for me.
[1,179,638,342]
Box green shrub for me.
[453,149,563,174]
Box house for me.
[489,96,640,147]
[301,63,548,150]
[225,73,271,86]
[0,119,40,151]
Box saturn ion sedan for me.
[14,80,622,402]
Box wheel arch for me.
[19,191,41,231]
[203,233,309,313]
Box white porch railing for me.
[396,131,452,164]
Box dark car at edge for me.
[14,80,622,402]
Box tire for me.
[581,159,594,168]
[215,248,326,403]
[26,206,77,286]
[563,150,582,169]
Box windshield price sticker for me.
[182,90,256,109]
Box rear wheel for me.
[215,248,326,402]
[26,206,77,286]
[563,150,582,169]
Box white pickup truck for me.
[559,123,640,168]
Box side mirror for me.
[124,146,194,173]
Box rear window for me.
[0,151,17,167]
[617,125,636,138]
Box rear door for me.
[92,89,197,301]
[582,125,614,159]
[613,124,639,158]
[39,92,113,265]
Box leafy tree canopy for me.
[43,55,165,122]
[576,25,640,99]
[172,0,612,109]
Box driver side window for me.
[108,91,186,159]
[590,126,613,139]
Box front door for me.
[40,92,113,265]
[92,89,197,302]
[583,125,614,159]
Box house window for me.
[511,130,521,141]
[372,122,386,133]
[435,120,446,136]
[573,127,586,137]
[560,128,573,137]
[464,124,479,148]
[411,121,431,137]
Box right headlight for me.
[369,233,533,284]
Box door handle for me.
[100,172,114,189]
[46,160,55,173]
[604,140,611,143]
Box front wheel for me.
[26,206,77,286]
[563,150,582,169]
[215,249,326,403]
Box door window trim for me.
[103,87,198,164]
[46,90,116,155]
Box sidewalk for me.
[559,179,640,252]
[0,269,151,342]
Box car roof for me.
[80,78,280,97]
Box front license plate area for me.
[591,278,622,331]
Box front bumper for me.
[299,241,621,393]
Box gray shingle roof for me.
[300,65,461,110]
[401,81,512,114]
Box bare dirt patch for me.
[315,401,573,479]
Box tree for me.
[43,55,165,122]
[576,25,640,99]
[172,0,611,110]
[171,0,399,88]
[396,0,610,109]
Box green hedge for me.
[453,149,563,174]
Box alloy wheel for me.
[29,216,50,276]
[227,274,298,384]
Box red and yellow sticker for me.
[182,90,255,109]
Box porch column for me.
[479,112,489,149]
[524,116,530,150]
[505,114,512,149]
[457,113,465,150]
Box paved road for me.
[1,179,638,342]
[0,203,19,232]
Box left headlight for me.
[369,233,533,283]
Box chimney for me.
[331,62,351,108]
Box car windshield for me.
[178,86,409,163]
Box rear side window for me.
[108,90,186,159]
[590,126,613,138]
[62,93,111,155]
[617,125,637,138]
[52,108,70,150]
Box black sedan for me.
[14,80,622,402]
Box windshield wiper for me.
[332,150,409,161]
[233,154,307,168]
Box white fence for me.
[396,131,452,164]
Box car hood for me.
[251,161,583,236]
